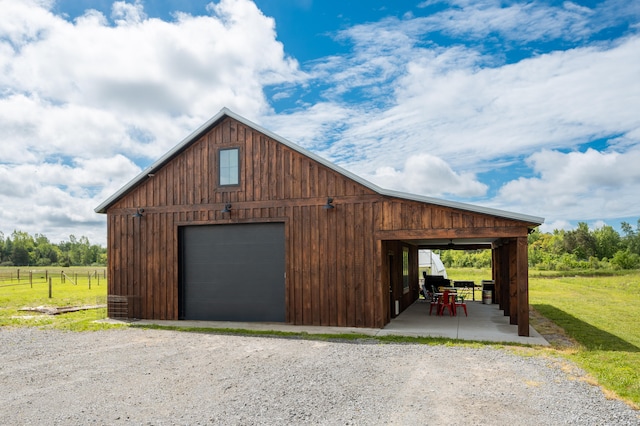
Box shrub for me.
[36,258,52,266]
[611,250,640,270]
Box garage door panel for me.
[181,223,285,322]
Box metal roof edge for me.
[95,108,232,213]
[377,188,545,225]
[95,107,545,226]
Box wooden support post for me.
[491,246,498,306]
[509,239,518,325]
[517,236,530,337]
[499,243,510,316]
[494,245,504,310]
[30,271,33,288]
[48,278,52,298]
[491,247,497,283]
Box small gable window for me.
[219,148,239,186]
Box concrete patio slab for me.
[379,300,549,345]
[125,299,547,346]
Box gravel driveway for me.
[0,327,637,425]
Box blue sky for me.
[1,0,639,245]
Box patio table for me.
[453,280,476,300]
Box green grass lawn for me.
[529,273,640,408]
[447,267,640,408]
[0,267,118,331]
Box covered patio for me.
[380,298,548,345]
[389,231,534,337]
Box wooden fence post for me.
[48,278,52,298]
[30,271,33,288]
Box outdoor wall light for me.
[323,197,335,210]
[221,203,232,214]
[132,208,144,218]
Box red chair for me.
[454,295,468,316]
[425,285,440,316]
[438,291,454,316]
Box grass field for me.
[0,266,116,331]
[1,265,639,407]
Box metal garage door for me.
[180,223,285,322]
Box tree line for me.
[3,219,640,270]
[0,231,106,267]
[442,219,640,270]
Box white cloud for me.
[416,0,594,42]
[0,155,139,244]
[319,34,640,177]
[111,0,146,25]
[495,148,640,222]
[364,153,488,197]
[1,0,303,162]
[539,219,573,233]
[416,0,640,42]
[263,102,354,152]
[0,0,303,244]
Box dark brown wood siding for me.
[376,199,530,236]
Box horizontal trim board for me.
[376,226,531,240]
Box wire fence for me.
[0,268,107,289]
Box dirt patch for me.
[18,304,106,315]
[529,305,579,350]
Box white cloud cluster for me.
[1,0,638,246]
[267,5,640,226]
[318,27,640,172]
[495,148,640,220]
[0,0,302,244]
[366,153,488,197]
[417,0,595,42]
[416,0,640,42]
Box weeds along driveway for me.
[0,327,638,425]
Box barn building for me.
[95,108,543,336]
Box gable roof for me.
[95,107,544,225]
